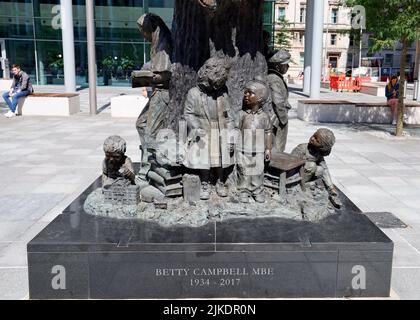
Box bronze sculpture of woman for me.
[135,13,173,181]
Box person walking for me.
[2,64,33,118]
[385,75,399,125]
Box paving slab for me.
[0,268,29,300]
[0,241,28,267]
[0,194,66,221]
[0,221,36,242]
[391,268,420,300]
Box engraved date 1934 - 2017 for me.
[190,277,241,287]
[155,267,275,287]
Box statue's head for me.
[309,129,336,156]
[103,135,127,169]
[243,79,269,111]
[197,57,231,92]
[268,50,291,75]
[137,13,166,42]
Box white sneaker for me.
[4,111,12,117]
[5,111,16,118]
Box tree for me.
[169,0,266,131]
[275,19,293,51]
[347,0,420,136]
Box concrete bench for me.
[297,100,356,123]
[111,94,148,118]
[298,99,420,124]
[17,93,80,116]
[0,79,13,91]
[359,82,386,97]
[355,102,420,124]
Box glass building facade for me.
[0,0,274,86]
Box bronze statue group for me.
[102,12,342,209]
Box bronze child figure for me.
[291,128,342,208]
[267,50,292,152]
[236,80,273,203]
[102,135,135,188]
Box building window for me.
[300,52,304,66]
[300,7,305,23]
[278,7,286,21]
[385,54,393,66]
[406,54,412,65]
[349,35,354,46]
[347,53,353,65]
[330,34,337,46]
[299,32,304,44]
[331,8,338,24]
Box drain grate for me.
[363,212,407,229]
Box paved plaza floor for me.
[0,84,420,299]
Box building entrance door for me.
[0,39,10,79]
[329,56,338,69]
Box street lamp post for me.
[358,25,362,71]
[86,0,97,115]
[415,40,420,100]
[323,5,330,81]
[303,0,314,95]
[310,0,325,99]
[61,0,76,92]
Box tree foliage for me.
[346,0,420,136]
[346,0,420,51]
[275,19,293,51]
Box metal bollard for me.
[4,59,9,79]
[414,80,419,101]
[1,58,10,79]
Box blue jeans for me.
[2,90,30,113]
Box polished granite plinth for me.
[27,176,393,299]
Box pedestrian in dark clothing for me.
[385,75,399,124]
[2,64,33,118]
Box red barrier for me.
[330,75,339,91]
[330,76,362,92]
[353,77,362,92]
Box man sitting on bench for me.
[2,64,33,118]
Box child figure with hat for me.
[267,50,292,152]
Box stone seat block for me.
[298,99,420,124]
[0,79,13,91]
[17,93,80,116]
[111,95,148,118]
[360,83,386,97]
[297,100,355,123]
